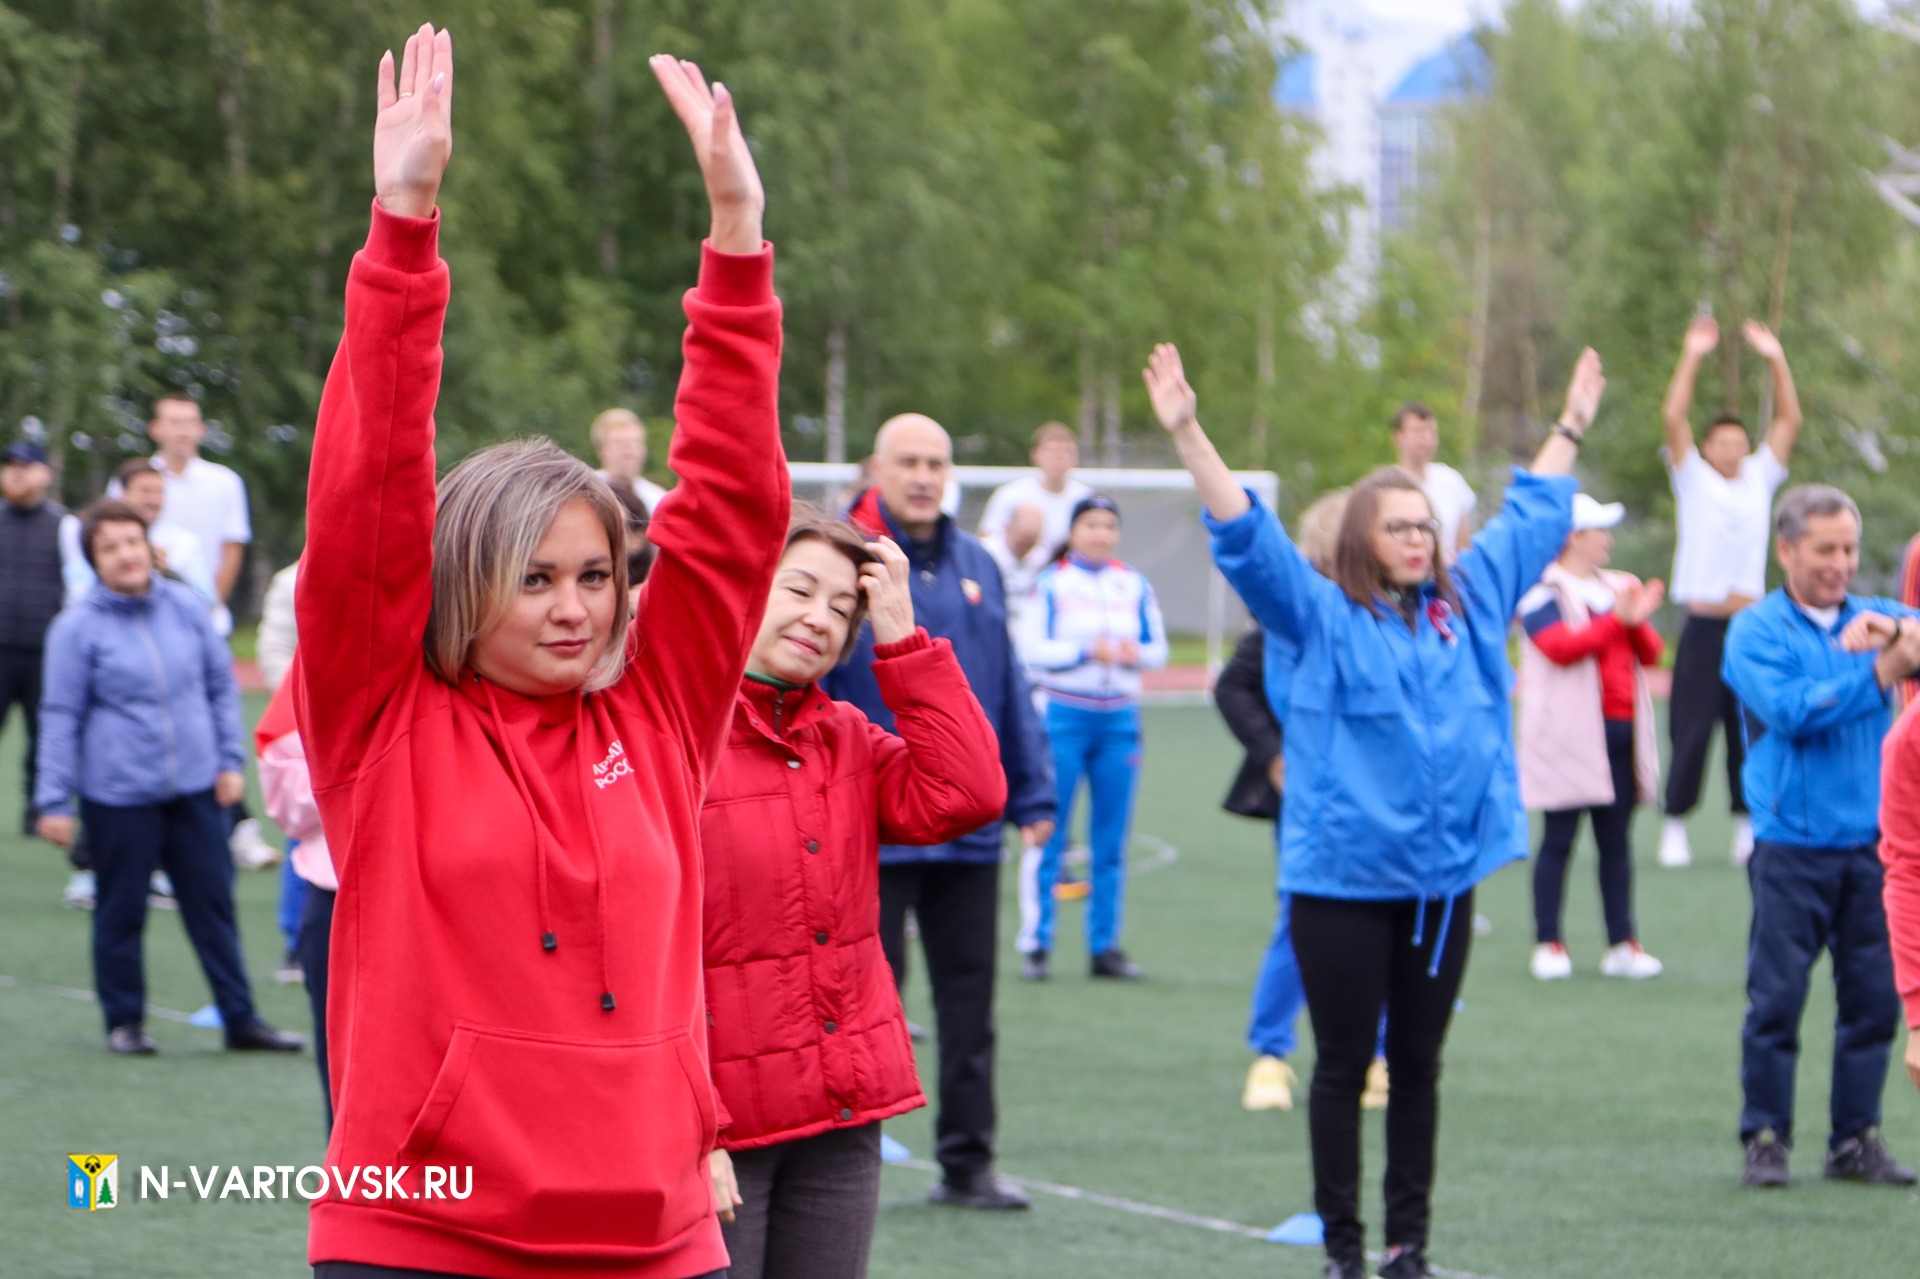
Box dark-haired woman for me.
[37,500,301,1056]
[701,518,1005,1279]
[1013,495,1167,981]
[1146,342,1602,1279]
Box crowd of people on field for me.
[3,25,1920,1279]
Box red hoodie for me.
[1879,703,1920,1030]
[294,202,787,1278]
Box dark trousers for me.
[1665,614,1747,817]
[317,1268,726,1279]
[0,644,42,832]
[1291,891,1474,1266]
[1739,840,1901,1148]
[722,1123,882,1279]
[82,790,257,1034]
[879,859,1000,1181]
[1535,720,1639,946]
[299,884,337,1133]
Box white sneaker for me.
[229,817,281,870]
[1599,941,1663,979]
[63,871,97,910]
[1658,818,1693,868]
[1731,815,1755,867]
[148,870,178,911]
[1530,942,1573,981]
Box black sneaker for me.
[1379,1244,1433,1279]
[1743,1129,1790,1188]
[927,1170,1030,1210]
[1020,950,1050,982]
[1321,1258,1368,1279]
[106,1024,158,1056]
[225,1020,306,1052]
[1824,1128,1917,1185]
[1089,949,1144,980]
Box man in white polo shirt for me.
[978,422,1092,552]
[142,393,252,638]
[1659,314,1802,868]
[1391,402,1476,563]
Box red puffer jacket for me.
[701,628,1006,1149]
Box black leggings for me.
[1534,719,1638,947]
[1665,614,1746,816]
[1290,891,1474,1267]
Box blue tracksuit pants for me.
[1034,700,1141,956]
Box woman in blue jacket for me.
[36,501,300,1056]
[1145,343,1600,1279]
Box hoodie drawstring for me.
[480,677,617,1012]
[1419,893,1458,979]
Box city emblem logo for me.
[68,1154,118,1211]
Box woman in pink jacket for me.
[1516,494,1666,982]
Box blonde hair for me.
[1295,488,1350,573]
[590,407,644,447]
[426,439,631,691]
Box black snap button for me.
[840,1107,853,1121]
[806,839,820,853]
[824,1020,838,1034]
[815,931,829,944]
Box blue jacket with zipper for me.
[1722,589,1918,851]
[36,576,244,815]
[1207,469,1575,904]
[825,488,1055,864]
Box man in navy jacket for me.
[828,413,1055,1211]
[1723,483,1920,1190]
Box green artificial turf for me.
[1,700,1914,1278]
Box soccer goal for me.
[787,463,1281,672]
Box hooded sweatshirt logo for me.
[591,740,632,789]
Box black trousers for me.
[878,859,1000,1181]
[1291,891,1474,1267]
[722,1123,882,1279]
[0,643,42,833]
[1665,615,1747,817]
[1535,720,1639,946]
[299,884,337,1134]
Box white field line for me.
[0,973,202,1024]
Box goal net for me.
[787,463,1282,673]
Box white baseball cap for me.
[1572,493,1625,532]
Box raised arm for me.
[294,25,453,787]
[1742,321,1803,465]
[1145,343,1247,522]
[628,59,788,778]
[1663,316,1716,462]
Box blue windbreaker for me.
[1207,469,1575,910]
[1723,590,1918,850]
[36,577,245,815]
[824,490,1055,863]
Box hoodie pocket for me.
[401,1023,717,1249]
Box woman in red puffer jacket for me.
[700,511,1007,1279]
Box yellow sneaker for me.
[1361,1056,1389,1111]
[1053,878,1090,901]
[1242,1055,1297,1111]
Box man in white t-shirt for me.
[978,422,1093,552]
[1659,314,1803,869]
[141,393,252,638]
[1391,403,1476,562]
[590,407,669,510]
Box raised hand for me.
[651,56,764,255]
[1618,579,1665,628]
[1143,343,1198,433]
[1683,315,1719,358]
[1559,347,1606,433]
[860,537,915,644]
[373,25,454,219]
[1742,320,1785,363]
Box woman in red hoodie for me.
[700,514,1005,1279]
[295,28,786,1279]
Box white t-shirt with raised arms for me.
[1668,445,1788,607]
[978,474,1094,551]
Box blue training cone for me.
[1266,1212,1324,1246]
[188,1004,224,1029]
[879,1134,913,1164]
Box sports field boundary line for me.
[0,973,204,1024]
[888,1157,1511,1279]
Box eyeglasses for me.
[1380,518,1441,544]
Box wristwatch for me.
[1552,420,1585,445]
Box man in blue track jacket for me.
[1723,483,1920,1190]
[827,412,1055,1211]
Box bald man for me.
[826,413,1056,1212]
